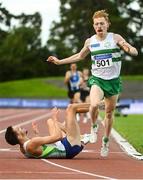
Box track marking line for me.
[0,148,124,157]
[0,179,83,180]
[0,109,47,122]
[0,148,19,152]
[0,109,30,118]
[111,128,143,160]
[82,149,125,154]
[0,112,52,134]
[0,171,77,174]
[42,159,117,180]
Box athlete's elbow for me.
[66,104,77,114]
[130,47,138,56]
[134,49,138,56]
[75,52,84,61]
[78,55,84,60]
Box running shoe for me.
[89,124,98,143]
[83,116,88,123]
[83,112,90,124]
[100,136,109,157]
[81,134,90,145]
[76,113,80,122]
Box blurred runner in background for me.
[64,63,82,121]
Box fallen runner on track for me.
[5,103,91,159]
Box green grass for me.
[0,77,67,98]
[0,75,143,99]
[113,114,143,154]
[121,75,143,81]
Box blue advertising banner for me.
[0,98,70,108]
[0,98,143,114]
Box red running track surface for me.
[0,108,143,179]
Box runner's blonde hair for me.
[92,10,111,25]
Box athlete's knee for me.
[105,110,114,120]
[47,118,53,122]
[47,118,54,126]
[66,104,76,113]
[90,103,100,112]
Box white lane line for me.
[42,159,117,180]
[0,109,30,118]
[0,171,77,174]
[0,148,19,152]
[0,148,125,155]
[111,128,143,160]
[0,109,46,122]
[82,149,125,153]
[0,112,52,134]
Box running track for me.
[0,108,143,179]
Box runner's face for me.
[70,64,77,71]
[13,126,28,136]
[83,69,89,76]
[93,17,109,37]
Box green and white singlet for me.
[23,140,66,158]
[89,32,122,80]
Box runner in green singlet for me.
[5,103,91,159]
[47,10,138,157]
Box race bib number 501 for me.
[94,54,113,68]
